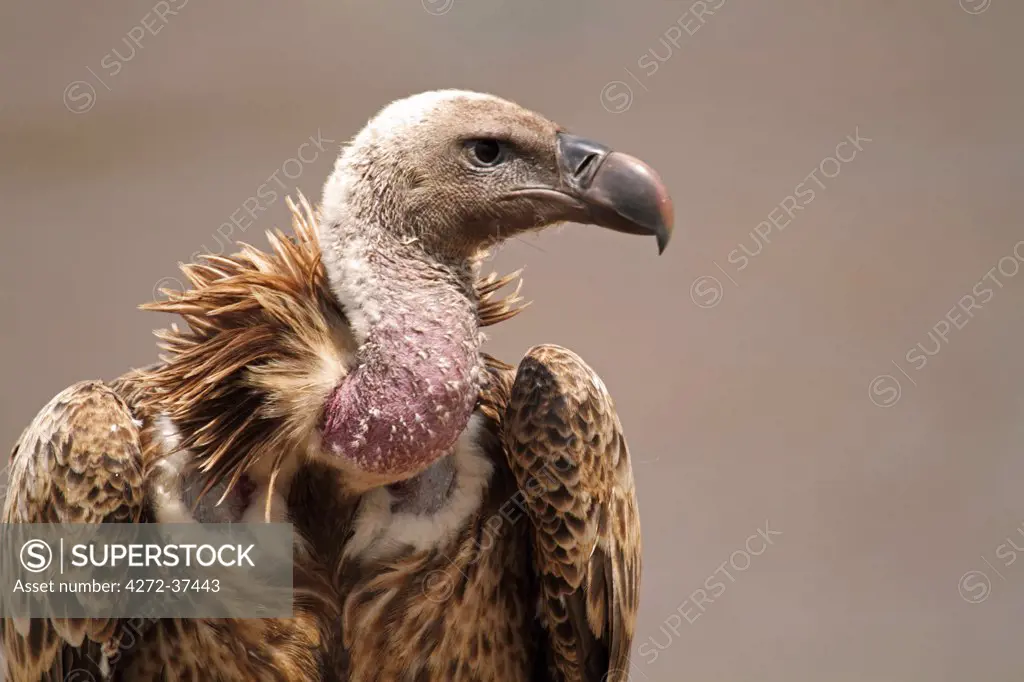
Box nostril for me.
[574,153,598,178]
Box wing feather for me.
[502,345,641,682]
[1,381,145,681]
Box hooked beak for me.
[555,132,675,254]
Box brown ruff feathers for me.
[139,192,527,503]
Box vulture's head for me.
[313,90,673,487]
[145,90,674,503]
[320,89,673,265]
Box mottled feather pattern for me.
[503,346,642,682]
[117,616,329,681]
[1,381,145,681]
[1,378,336,681]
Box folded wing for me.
[502,345,641,682]
[1,381,145,681]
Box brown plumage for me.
[2,90,671,681]
[1,381,145,681]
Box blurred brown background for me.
[2,1,1023,679]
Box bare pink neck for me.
[320,241,481,479]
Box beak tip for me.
[654,197,674,255]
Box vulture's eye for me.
[464,139,507,168]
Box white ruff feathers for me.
[343,414,494,563]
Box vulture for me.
[1,90,673,681]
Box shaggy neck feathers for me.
[141,188,525,506]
